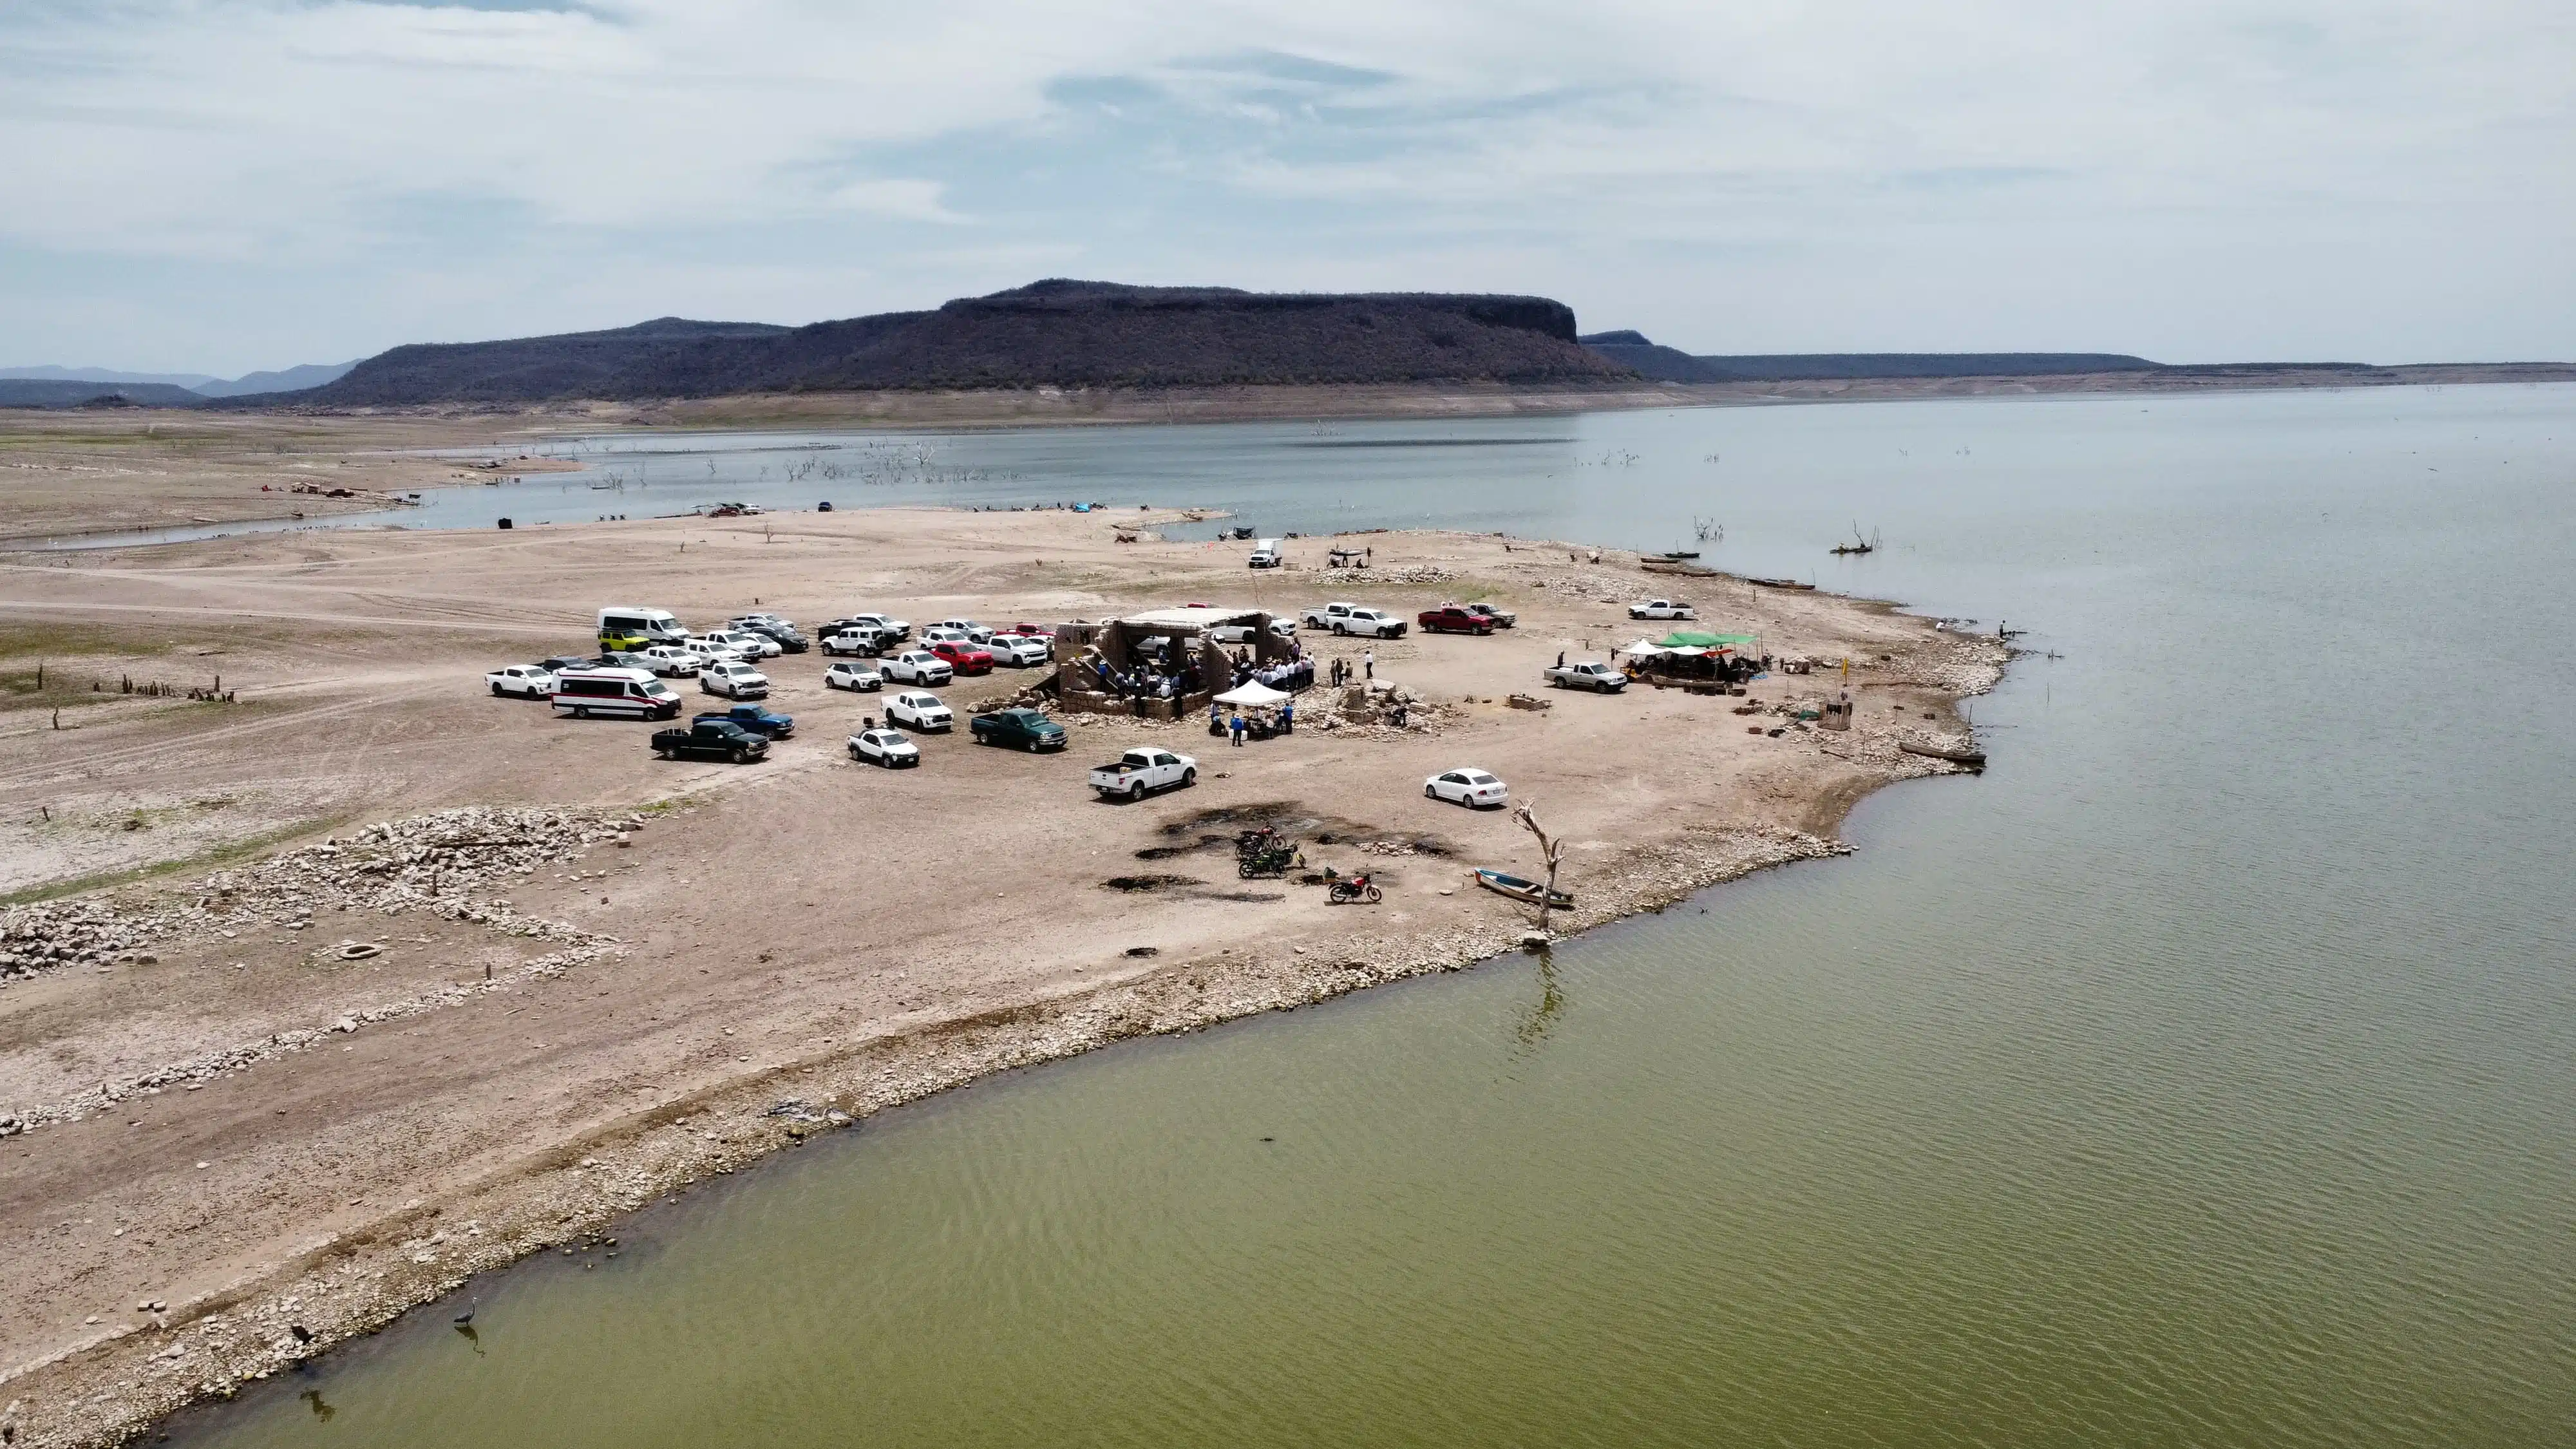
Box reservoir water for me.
[173,386,2575,1446]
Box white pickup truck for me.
[1544,659,1628,692]
[1303,601,1406,637]
[1629,598,1696,621]
[1088,748,1197,800]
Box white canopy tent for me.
[1212,681,1292,708]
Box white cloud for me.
[1,1,2568,368]
[826,178,967,223]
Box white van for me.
[598,607,688,650]
[1247,539,1283,569]
[552,667,683,720]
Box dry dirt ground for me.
[0,412,585,544]
[0,506,2003,1448]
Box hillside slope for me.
[285,281,1627,405]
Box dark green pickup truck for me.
[650,719,770,763]
[968,706,1068,752]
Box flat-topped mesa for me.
[270,281,1628,406]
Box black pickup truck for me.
[650,719,771,763]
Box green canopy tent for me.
[1656,630,1758,651]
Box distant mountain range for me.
[1575,331,2166,382]
[261,281,1622,405]
[11,298,2564,412]
[0,360,355,408]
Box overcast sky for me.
[4,1,2570,374]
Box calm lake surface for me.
[175,386,2575,1446]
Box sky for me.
[3,1,2570,374]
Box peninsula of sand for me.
[0,439,2005,1448]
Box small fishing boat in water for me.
[1747,576,1816,591]
[1475,869,1573,909]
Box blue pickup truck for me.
[691,703,794,739]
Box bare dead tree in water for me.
[1513,800,1567,936]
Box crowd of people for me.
[1226,646,1314,692]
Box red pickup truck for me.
[1417,606,1497,636]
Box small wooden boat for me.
[1640,558,1718,576]
[1829,542,1874,555]
[1899,741,1987,771]
[1658,549,1700,560]
[1747,576,1816,591]
[1475,869,1573,909]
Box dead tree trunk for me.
[1513,801,1567,937]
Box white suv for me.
[700,659,771,699]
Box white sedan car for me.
[886,691,954,732]
[847,728,920,768]
[700,659,772,699]
[1628,598,1696,621]
[486,665,556,699]
[823,661,883,692]
[881,650,954,685]
[1425,768,1510,809]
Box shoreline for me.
[0,511,2005,1449]
[13,370,2572,547]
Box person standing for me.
[1229,713,1247,747]
[1280,699,1294,735]
[1556,650,1566,668]
[1363,648,1374,680]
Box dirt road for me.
[0,507,2002,1448]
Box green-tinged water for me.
[176,386,2576,1446]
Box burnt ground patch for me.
[1101,874,1200,893]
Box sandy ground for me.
[0,505,2004,1448]
[0,413,583,544]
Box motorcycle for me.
[1327,873,1382,904]
[1239,844,1301,878]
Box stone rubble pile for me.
[1381,564,1455,584]
[0,806,637,989]
[0,901,158,984]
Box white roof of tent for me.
[1213,681,1292,707]
[1620,638,1666,655]
[1122,606,1264,631]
